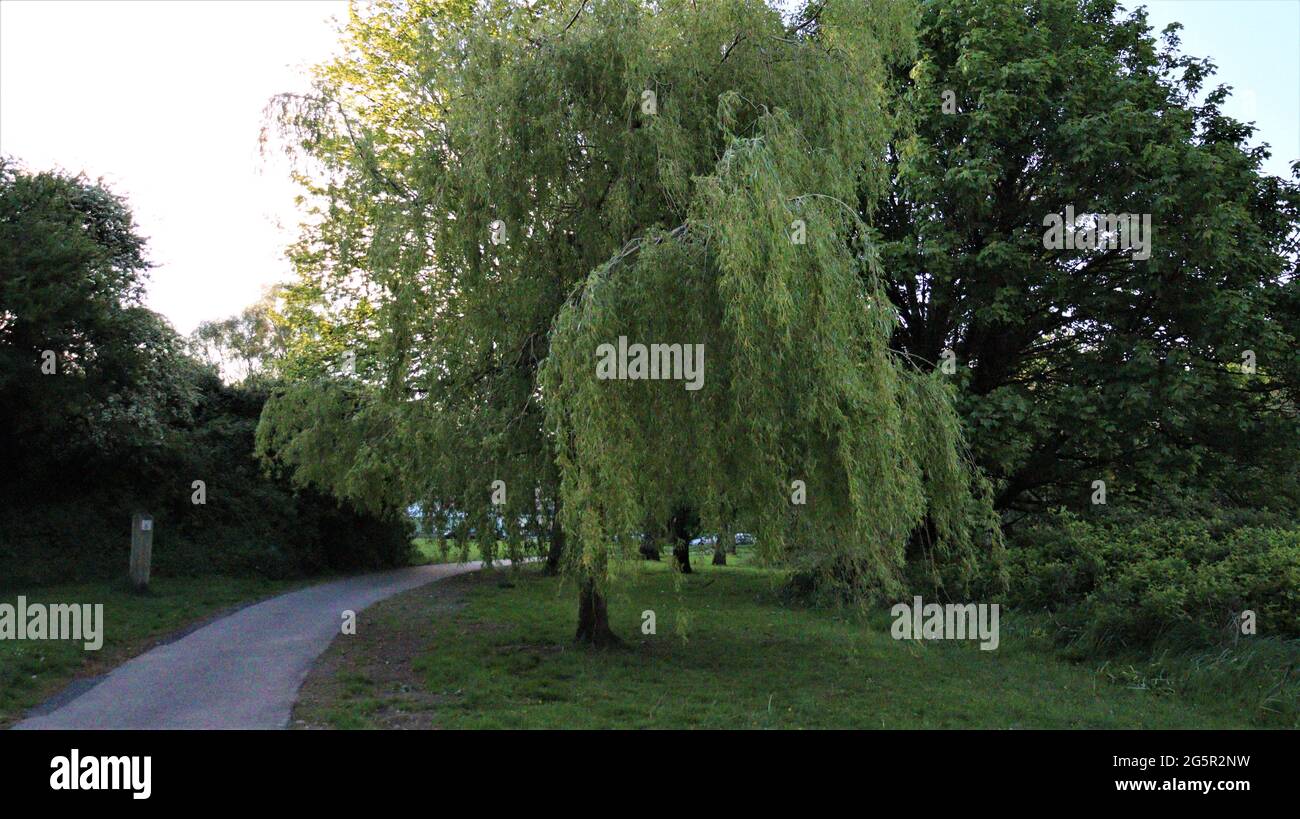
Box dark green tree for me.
[0,159,196,482]
[875,0,1300,518]
[0,159,412,585]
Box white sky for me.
[1,0,1296,336]
[0,0,347,334]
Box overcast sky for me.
[1,0,1296,335]
[1,0,347,334]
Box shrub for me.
[0,377,414,589]
[1006,510,1300,651]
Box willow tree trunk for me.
[545,517,564,575]
[673,542,692,574]
[639,532,661,561]
[712,530,728,566]
[668,506,695,574]
[574,578,620,647]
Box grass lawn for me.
[413,537,537,566]
[0,575,300,727]
[412,536,487,565]
[292,555,1280,729]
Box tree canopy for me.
[877,0,1300,517]
[259,0,1003,643]
[0,158,190,479]
[259,0,1298,645]
[0,159,413,585]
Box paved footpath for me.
[15,562,489,730]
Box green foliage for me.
[1007,510,1300,650]
[877,0,1300,513]
[0,160,413,586]
[191,287,290,383]
[542,102,1001,598]
[0,356,415,586]
[258,0,573,552]
[1005,509,1300,724]
[261,0,1002,619]
[0,159,190,473]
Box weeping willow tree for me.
[258,0,1003,646]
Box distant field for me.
[411,537,489,565]
[412,536,558,566]
[292,559,1283,729]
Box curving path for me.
[15,562,492,730]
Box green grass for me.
[0,575,299,727]
[293,556,1284,729]
[412,537,534,565]
[412,536,486,564]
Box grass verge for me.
[292,558,1284,729]
[0,575,300,727]
[0,538,499,728]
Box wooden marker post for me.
[130,513,153,591]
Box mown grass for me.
[293,557,1283,729]
[412,537,490,565]
[0,575,299,727]
[412,537,545,566]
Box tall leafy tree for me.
[0,159,197,481]
[875,0,1300,518]
[0,158,416,586]
[261,0,566,564]
[260,0,1003,644]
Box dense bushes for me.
[0,163,413,589]
[1007,510,1299,652]
[0,372,414,588]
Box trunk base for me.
[575,580,623,648]
[672,543,692,574]
[712,548,726,566]
[544,521,564,575]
